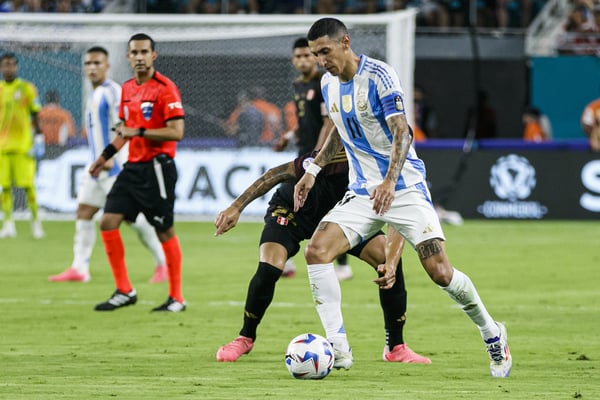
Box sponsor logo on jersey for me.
[329,103,339,114]
[168,101,182,110]
[306,89,315,101]
[342,95,353,113]
[141,101,154,120]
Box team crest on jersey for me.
[394,96,404,111]
[276,216,289,226]
[141,101,154,120]
[306,89,315,101]
[356,90,368,112]
[342,95,353,113]
[13,90,22,101]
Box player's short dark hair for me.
[45,90,60,104]
[293,38,309,49]
[129,33,155,51]
[86,46,108,56]
[0,52,17,63]
[307,18,348,41]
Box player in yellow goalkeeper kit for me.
[0,53,45,239]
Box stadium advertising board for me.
[36,147,600,219]
[36,148,295,216]
[419,149,600,219]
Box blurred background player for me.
[0,52,45,239]
[273,37,352,281]
[214,150,430,364]
[581,96,600,151]
[48,46,167,283]
[522,106,551,143]
[37,89,76,149]
[412,84,437,141]
[224,90,264,147]
[250,86,283,147]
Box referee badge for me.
[141,101,154,121]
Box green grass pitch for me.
[1,220,598,399]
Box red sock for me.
[100,229,132,293]
[162,235,183,303]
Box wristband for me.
[138,127,146,137]
[101,144,117,160]
[305,162,322,177]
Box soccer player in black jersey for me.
[214,151,430,365]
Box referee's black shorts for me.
[105,154,177,232]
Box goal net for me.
[0,11,416,217]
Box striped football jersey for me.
[85,78,124,177]
[320,54,426,196]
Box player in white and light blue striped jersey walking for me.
[293,17,511,377]
[49,46,166,284]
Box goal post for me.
[0,11,416,133]
[0,11,416,217]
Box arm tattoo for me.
[233,163,295,211]
[314,130,343,167]
[385,115,412,183]
[416,239,443,260]
[317,221,329,231]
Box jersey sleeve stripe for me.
[363,61,394,91]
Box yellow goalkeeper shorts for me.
[0,152,36,188]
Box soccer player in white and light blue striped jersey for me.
[294,18,511,377]
[49,46,166,284]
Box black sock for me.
[240,262,282,341]
[379,258,407,350]
[336,252,348,265]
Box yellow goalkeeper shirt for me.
[0,78,41,153]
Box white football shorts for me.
[321,182,445,249]
[76,166,117,208]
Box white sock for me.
[442,268,499,341]
[307,262,349,352]
[130,214,166,267]
[72,219,96,274]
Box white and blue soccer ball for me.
[285,333,334,380]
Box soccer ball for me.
[285,333,334,380]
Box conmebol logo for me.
[478,154,548,219]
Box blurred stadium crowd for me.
[4,0,600,53]
[0,0,550,29]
